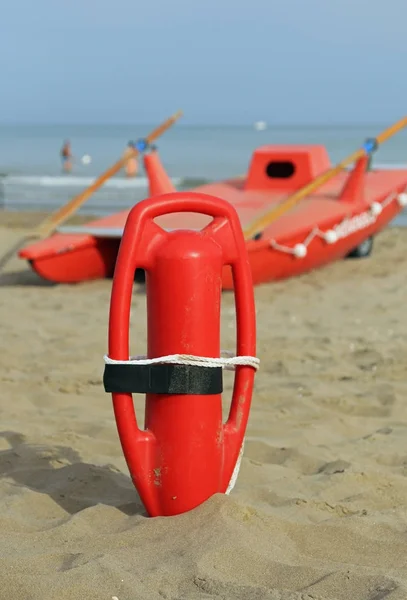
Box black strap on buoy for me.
[103,363,223,395]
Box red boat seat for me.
[245,145,331,192]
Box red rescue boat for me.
[18,142,407,290]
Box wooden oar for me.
[243,115,407,240]
[0,110,183,273]
[35,110,183,239]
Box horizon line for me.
[0,121,395,129]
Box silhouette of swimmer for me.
[60,140,73,173]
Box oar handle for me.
[376,116,407,144]
[243,115,407,240]
[145,110,183,145]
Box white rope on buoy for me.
[226,438,245,495]
[104,352,260,371]
[104,351,259,495]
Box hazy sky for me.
[1,0,406,125]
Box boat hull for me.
[25,196,401,289]
[18,145,407,287]
[222,198,401,290]
[25,237,119,284]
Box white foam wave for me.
[1,175,182,189]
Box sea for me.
[1,123,407,225]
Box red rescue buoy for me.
[103,191,259,517]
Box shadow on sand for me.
[0,266,148,292]
[0,269,56,287]
[0,430,146,516]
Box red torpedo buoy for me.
[103,191,259,517]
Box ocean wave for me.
[0,175,183,189]
[0,164,405,190]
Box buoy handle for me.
[107,191,256,499]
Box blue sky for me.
[0,0,406,125]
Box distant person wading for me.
[60,140,73,173]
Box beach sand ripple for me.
[1,217,407,599]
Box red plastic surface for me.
[18,149,407,287]
[245,145,331,191]
[107,191,256,517]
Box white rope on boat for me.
[104,351,259,495]
[268,190,407,258]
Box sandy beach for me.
[1,212,407,600]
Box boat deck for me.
[23,168,407,263]
[152,169,407,239]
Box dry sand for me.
[1,212,407,600]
